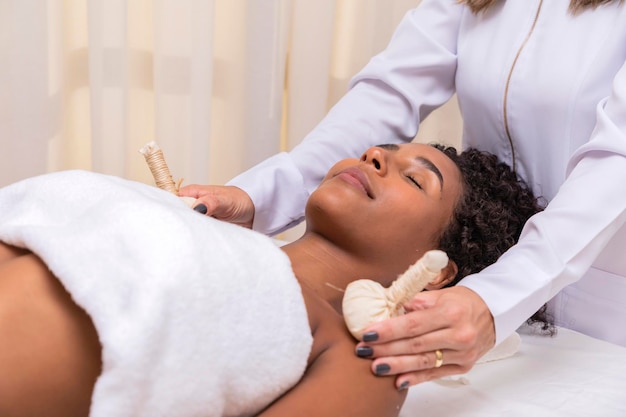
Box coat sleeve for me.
[227,0,464,235]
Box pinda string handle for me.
[139,141,181,194]
[139,141,197,208]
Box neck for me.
[280,233,372,313]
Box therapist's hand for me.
[355,286,495,389]
[178,184,255,229]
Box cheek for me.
[308,181,351,211]
[307,183,392,244]
[305,184,364,230]
[382,200,448,249]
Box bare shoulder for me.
[300,285,351,365]
[258,285,406,417]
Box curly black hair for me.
[433,144,553,331]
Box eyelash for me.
[406,175,423,189]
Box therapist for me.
[180,0,626,387]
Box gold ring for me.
[434,349,443,368]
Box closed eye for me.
[406,175,423,189]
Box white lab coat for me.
[229,0,626,346]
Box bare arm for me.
[258,289,407,417]
[0,244,101,417]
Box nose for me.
[361,146,388,175]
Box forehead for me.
[396,143,461,182]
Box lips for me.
[335,167,373,198]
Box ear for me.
[424,260,458,290]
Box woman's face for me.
[305,143,463,279]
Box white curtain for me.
[0,0,461,189]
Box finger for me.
[179,186,238,214]
[200,193,254,229]
[190,191,237,218]
[177,186,222,215]
[177,184,206,198]
[394,364,472,389]
[369,351,474,389]
[192,203,208,214]
[193,196,221,216]
[357,327,452,358]
[361,302,454,347]
[369,349,456,377]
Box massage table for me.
[400,327,626,416]
[3,168,624,416]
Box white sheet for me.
[400,327,626,417]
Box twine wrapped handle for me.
[342,250,449,340]
[139,141,196,207]
[139,141,180,194]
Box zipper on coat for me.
[503,0,544,173]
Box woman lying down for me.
[0,143,544,417]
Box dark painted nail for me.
[356,346,373,358]
[398,381,410,391]
[193,204,208,214]
[362,332,379,342]
[375,364,391,375]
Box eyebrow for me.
[415,156,444,191]
[375,144,444,190]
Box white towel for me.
[0,170,313,417]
